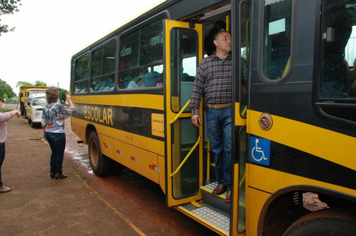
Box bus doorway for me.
[163,3,241,233]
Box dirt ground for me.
[63,120,217,236]
[1,102,218,235]
[0,116,140,236]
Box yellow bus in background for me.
[70,0,356,235]
[19,86,48,116]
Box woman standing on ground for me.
[41,87,75,179]
[0,101,20,193]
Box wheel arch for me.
[257,185,356,236]
[85,124,97,144]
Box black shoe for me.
[50,173,55,178]
[55,173,67,179]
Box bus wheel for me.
[88,131,111,176]
[283,209,356,236]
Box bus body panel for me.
[113,138,160,184]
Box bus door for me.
[231,1,250,234]
[164,19,204,207]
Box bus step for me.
[201,182,231,215]
[176,203,229,236]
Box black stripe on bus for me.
[249,141,356,190]
[72,103,164,141]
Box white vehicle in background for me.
[25,94,47,127]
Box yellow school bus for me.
[70,0,356,235]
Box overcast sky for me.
[0,0,165,95]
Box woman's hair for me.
[46,86,59,103]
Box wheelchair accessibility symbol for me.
[249,136,270,166]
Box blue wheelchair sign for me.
[249,136,270,166]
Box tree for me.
[34,80,47,86]
[2,93,8,102]
[16,81,32,87]
[0,79,15,98]
[0,0,22,36]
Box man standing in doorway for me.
[189,30,232,203]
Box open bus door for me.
[164,19,204,207]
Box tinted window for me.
[263,0,292,80]
[91,40,116,92]
[319,1,356,123]
[119,17,164,89]
[170,28,198,112]
[74,53,89,93]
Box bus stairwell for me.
[171,104,247,235]
[174,138,247,236]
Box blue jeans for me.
[45,132,66,174]
[206,107,232,191]
[0,142,5,187]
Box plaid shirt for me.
[189,54,232,115]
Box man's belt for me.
[207,103,232,109]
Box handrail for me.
[169,99,190,125]
[206,140,211,182]
[245,17,250,62]
[241,105,247,117]
[239,174,246,188]
[170,136,201,177]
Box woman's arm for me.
[65,94,75,108]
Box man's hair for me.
[213,29,230,41]
[46,86,59,103]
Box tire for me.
[30,119,35,127]
[283,209,356,236]
[88,131,111,176]
[20,104,24,115]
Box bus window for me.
[263,0,292,80]
[318,1,356,123]
[74,53,89,93]
[119,17,164,89]
[170,28,198,112]
[119,30,140,88]
[91,40,116,92]
[140,20,163,66]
